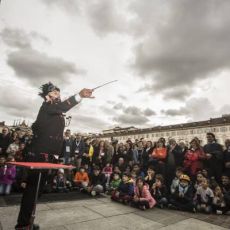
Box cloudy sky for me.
[0,0,230,133]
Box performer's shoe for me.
[32,224,40,230]
[15,224,40,230]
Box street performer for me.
[15,82,94,230]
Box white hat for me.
[58,168,64,174]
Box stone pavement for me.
[0,193,230,230]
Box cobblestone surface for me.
[0,193,229,230]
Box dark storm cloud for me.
[0,84,40,119]
[118,95,127,100]
[0,28,50,49]
[113,103,125,110]
[113,114,149,125]
[70,114,110,132]
[112,104,156,125]
[40,0,128,36]
[161,87,190,100]
[60,0,230,100]
[0,28,32,49]
[1,27,85,87]
[161,108,189,117]
[100,105,117,116]
[113,103,156,116]
[123,106,142,116]
[40,0,81,13]
[161,97,218,121]
[7,48,84,86]
[84,0,127,36]
[106,100,116,105]
[39,0,230,101]
[132,0,230,98]
[143,108,156,116]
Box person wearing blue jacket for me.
[111,173,134,204]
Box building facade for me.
[99,115,230,145]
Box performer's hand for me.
[21,182,27,189]
[79,88,95,98]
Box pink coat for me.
[134,185,156,208]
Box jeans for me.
[92,184,104,193]
[0,184,12,195]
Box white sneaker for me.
[216,210,223,215]
[91,191,96,196]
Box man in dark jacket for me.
[88,166,106,196]
[72,134,85,169]
[223,139,230,177]
[0,126,11,157]
[15,82,94,230]
[62,129,74,165]
[203,132,223,184]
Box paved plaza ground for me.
[0,192,230,230]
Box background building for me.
[99,115,230,145]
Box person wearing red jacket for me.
[183,138,206,179]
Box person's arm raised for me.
[45,88,95,115]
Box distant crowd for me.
[1,126,230,214]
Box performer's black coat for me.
[31,95,78,156]
[16,95,79,228]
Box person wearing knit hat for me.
[58,168,64,174]
[52,168,69,193]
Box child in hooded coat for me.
[132,177,156,210]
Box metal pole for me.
[30,171,42,230]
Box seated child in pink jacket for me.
[132,177,156,210]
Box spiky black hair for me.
[38,82,60,98]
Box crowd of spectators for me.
[1,126,230,215]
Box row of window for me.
[117,126,230,141]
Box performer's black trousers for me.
[16,154,53,227]
[16,170,44,227]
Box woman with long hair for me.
[183,138,206,180]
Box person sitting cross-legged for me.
[73,166,89,191]
[111,173,134,204]
[131,177,156,210]
[87,166,106,196]
[169,174,195,212]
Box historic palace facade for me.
[99,115,230,145]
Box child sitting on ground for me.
[112,165,121,177]
[132,177,156,210]
[194,172,205,191]
[169,174,195,212]
[111,173,134,204]
[88,166,106,196]
[195,177,214,214]
[53,169,70,193]
[102,163,113,189]
[221,174,230,194]
[130,171,137,185]
[145,166,156,188]
[73,166,89,191]
[170,167,184,195]
[108,172,121,194]
[212,185,227,214]
[132,164,145,179]
[151,174,168,208]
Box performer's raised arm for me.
[38,83,94,114]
